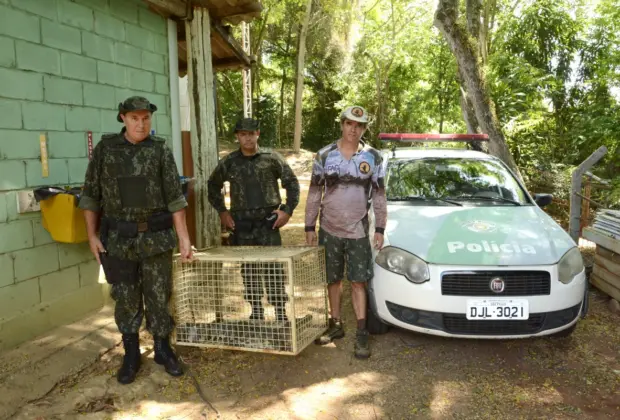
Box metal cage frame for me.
[171,246,328,356]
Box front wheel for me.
[367,295,390,335]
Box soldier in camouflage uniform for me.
[79,96,193,385]
[207,118,300,321]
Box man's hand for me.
[271,209,290,229]
[172,209,194,263]
[178,237,193,263]
[305,231,317,246]
[88,236,106,264]
[373,232,384,250]
[220,211,235,230]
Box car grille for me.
[385,301,581,336]
[442,314,545,335]
[441,271,551,297]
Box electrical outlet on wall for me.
[17,190,40,213]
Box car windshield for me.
[386,157,530,206]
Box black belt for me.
[107,219,150,232]
[103,212,173,237]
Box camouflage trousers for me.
[110,250,174,337]
[319,228,373,284]
[230,223,288,306]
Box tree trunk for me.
[481,0,497,62]
[439,110,444,134]
[459,85,486,152]
[461,0,485,152]
[343,0,360,70]
[456,66,486,152]
[375,63,383,134]
[466,0,481,39]
[292,0,313,152]
[278,22,294,147]
[278,67,287,147]
[435,0,521,178]
[186,8,221,248]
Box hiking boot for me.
[249,303,265,321]
[354,329,371,359]
[154,336,184,377]
[315,318,345,345]
[117,334,141,384]
[275,306,289,323]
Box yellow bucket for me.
[40,193,88,244]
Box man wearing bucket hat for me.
[79,96,193,384]
[305,105,387,359]
[207,117,300,322]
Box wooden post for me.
[181,131,196,247]
[569,146,607,242]
[186,8,220,248]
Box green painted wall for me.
[0,0,172,351]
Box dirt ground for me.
[10,150,620,420]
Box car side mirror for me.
[534,193,553,208]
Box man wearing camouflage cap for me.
[207,117,300,322]
[79,96,193,384]
[305,105,387,359]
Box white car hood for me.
[383,205,576,266]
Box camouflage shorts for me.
[319,229,373,284]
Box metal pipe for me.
[168,19,183,175]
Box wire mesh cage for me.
[171,246,328,356]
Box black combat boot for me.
[249,302,265,321]
[154,336,184,377]
[117,333,141,384]
[275,305,289,322]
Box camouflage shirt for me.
[207,148,300,220]
[78,130,187,260]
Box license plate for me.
[466,299,529,320]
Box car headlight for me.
[375,247,430,284]
[558,247,584,284]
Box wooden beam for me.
[590,273,620,302]
[594,254,620,277]
[213,57,246,70]
[210,19,252,67]
[575,192,604,208]
[186,8,221,248]
[218,3,263,19]
[181,131,196,247]
[596,246,620,264]
[142,0,187,18]
[583,227,620,254]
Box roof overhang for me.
[142,0,262,75]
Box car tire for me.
[551,323,577,338]
[367,304,390,335]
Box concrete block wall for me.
[0,0,172,351]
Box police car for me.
[367,134,586,338]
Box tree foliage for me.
[214,0,619,205]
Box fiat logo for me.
[490,277,505,293]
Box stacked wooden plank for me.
[583,210,620,301]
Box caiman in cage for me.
[171,246,328,355]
